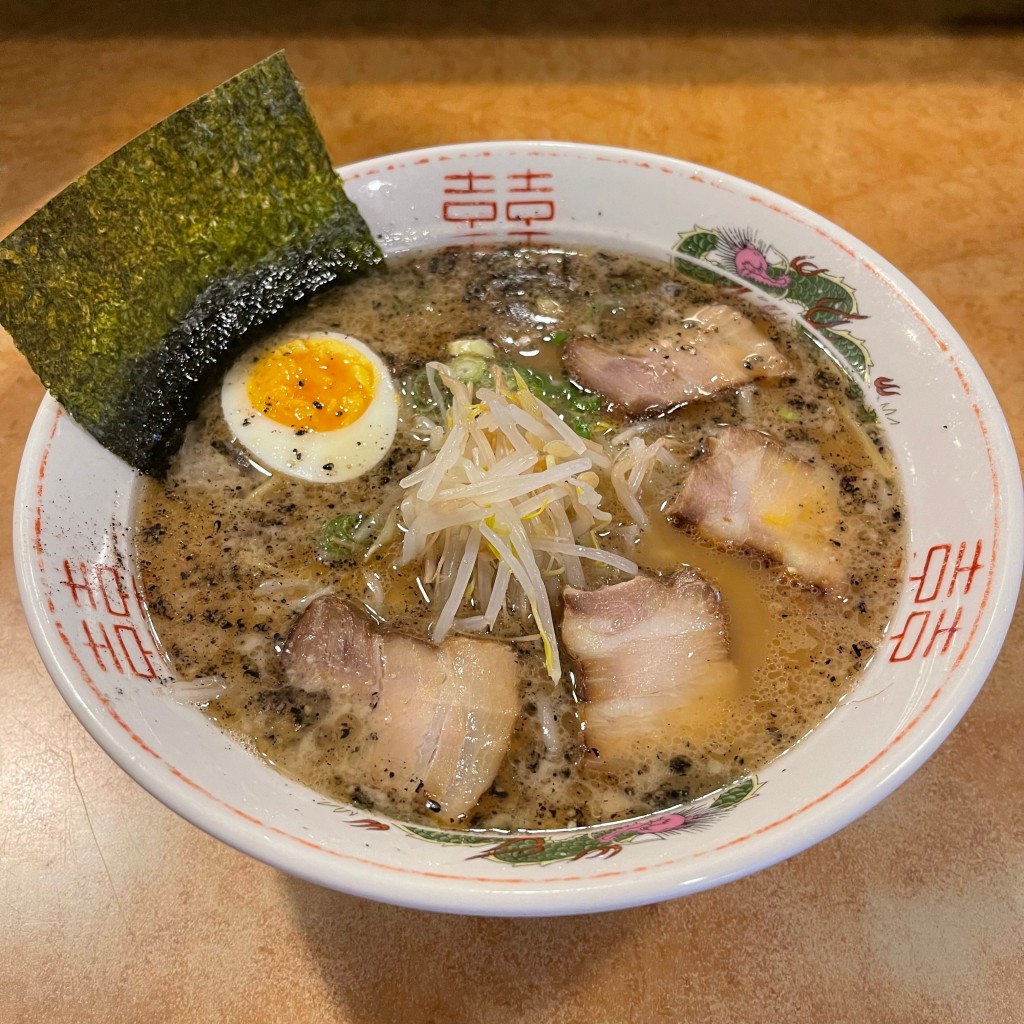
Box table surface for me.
[2,4,1023,1022]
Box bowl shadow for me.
[281,872,658,1024]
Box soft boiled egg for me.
[221,332,399,483]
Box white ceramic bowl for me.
[14,142,1023,915]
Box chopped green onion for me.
[448,336,496,359]
[569,417,592,439]
[319,512,368,562]
[449,353,491,385]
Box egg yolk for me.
[246,338,376,433]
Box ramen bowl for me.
[14,142,1023,916]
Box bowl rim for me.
[13,140,1024,915]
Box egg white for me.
[221,332,399,484]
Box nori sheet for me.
[0,53,382,475]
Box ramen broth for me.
[134,245,905,830]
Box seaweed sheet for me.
[0,53,382,475]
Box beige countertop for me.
[1,4,1023,1021]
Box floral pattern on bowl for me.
[318,778,761,866]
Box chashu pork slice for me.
[564,303,790,415]
[561,571,739,768]
[283,595,519,818]
[668,425,846,591]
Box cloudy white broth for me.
[134,245,905,831]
